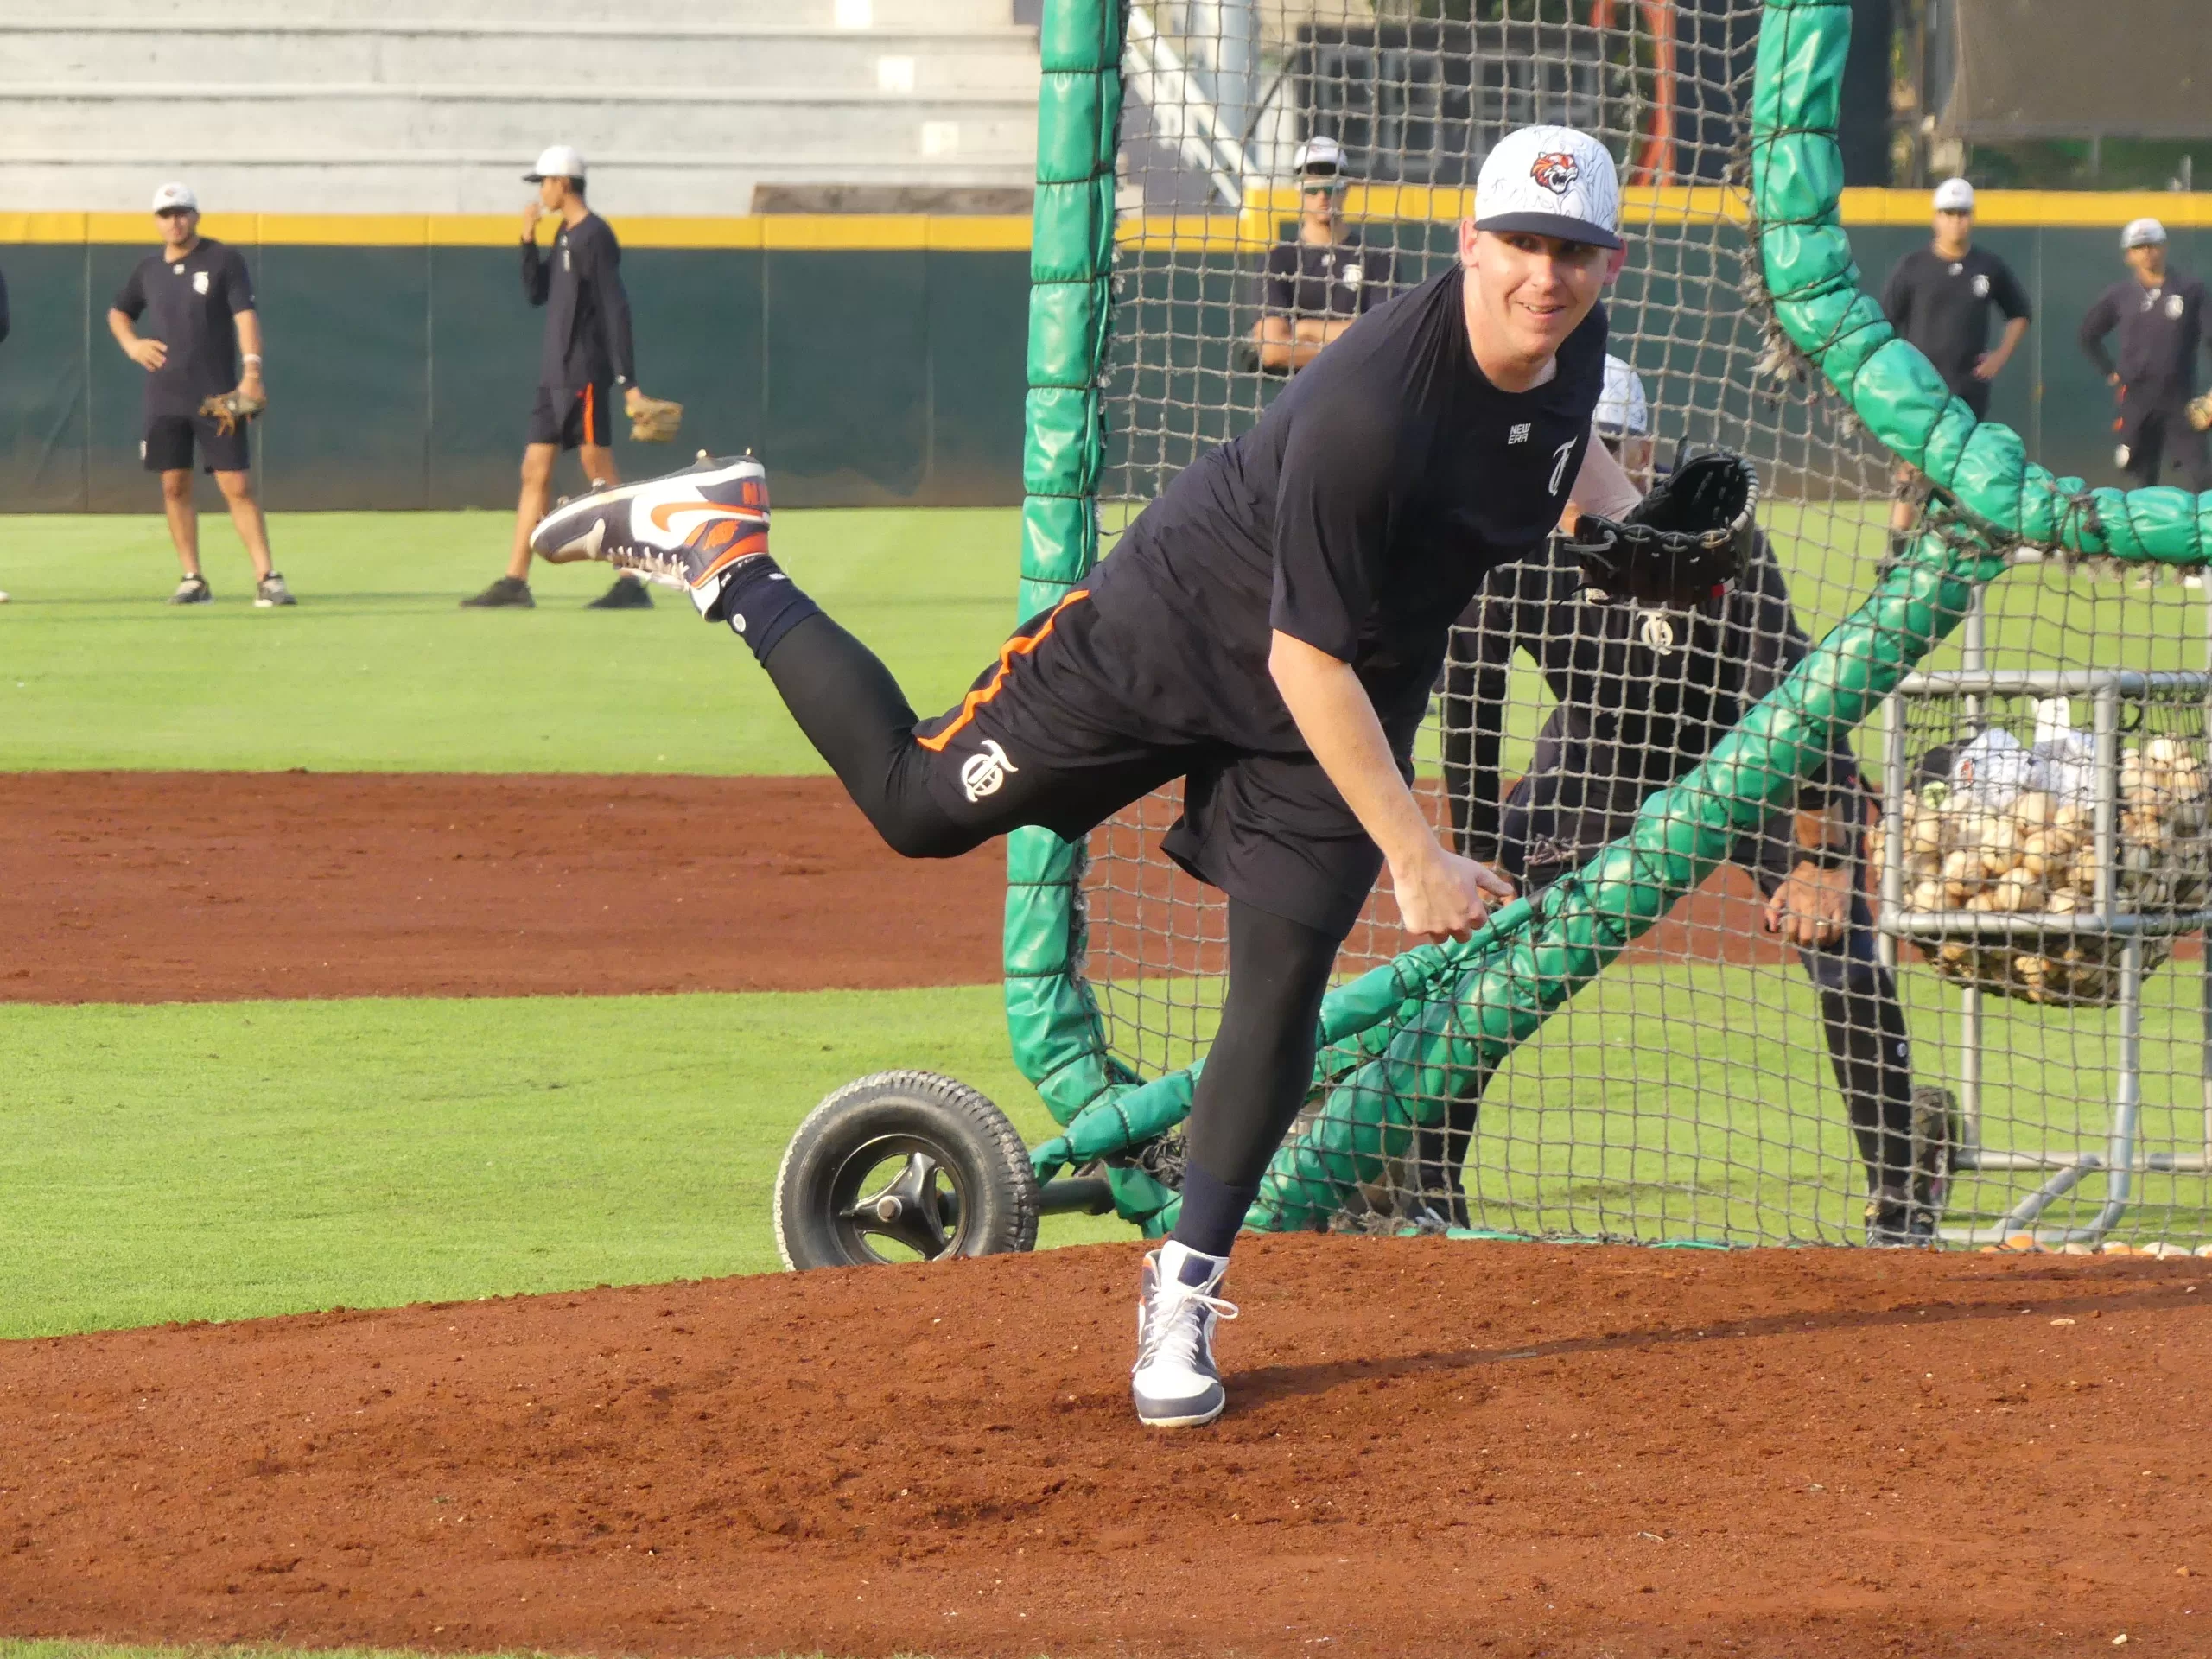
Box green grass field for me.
[0,509,1019,774]
[4,501,2211,1338]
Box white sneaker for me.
[528,451,769,618]
[1130,1242,1236,1427]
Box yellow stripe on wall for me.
[2,192,2209,253]
[0,211,1034,252]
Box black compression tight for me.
[758,609,1347,1258]
[1172,899,1344,1259]
[760,612,980,859]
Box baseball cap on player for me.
[1292,136,1346,187]
[150,181,198,214]
[1932,177,1974,213]
[1472,125,1623,251]
[1594,354,1650,439]
[524,145,588,184]
[2123,216,2169,250]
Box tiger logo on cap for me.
[1529,151,1580,195]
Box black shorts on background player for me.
[527,381,617,451]
[111,237,257,471]
[1879,245,2029,412]
[142,410,248,474]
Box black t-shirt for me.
[523,212,637,390]
[2081,271,2209,402]
[1878,245,2031,397]
[111,239,256,416]
[1090,264,1605,755]
[1454,530,1844,866]
[1262,231,1391,321]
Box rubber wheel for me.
[773,1071,1041,1270]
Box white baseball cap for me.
[151,181,198,214]
[1292,137,1345,179]
[524,144,588,183]
[1932,177,1974,213]
[2123,216,2168,250]
[1473,125,1623,251]
[1594,354,1650,438]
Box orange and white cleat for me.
[530,451,770,620]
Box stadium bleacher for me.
[0,0,1040,215]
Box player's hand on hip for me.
[128,338,166,372]
[1765,861,1850,949]
[1389,839,1515,944]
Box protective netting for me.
[1044,0,2212,1249]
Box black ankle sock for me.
[721,556,823,663]
[1173,1162,1262,1259]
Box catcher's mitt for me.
[2188,393,2212,433]
[1565,450,1758,607]
[198,388,266,438]
[629,395,683,443]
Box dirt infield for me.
[3,1236,2207,1658]
[0,771,1004,1001]
[4,771,1867,1005]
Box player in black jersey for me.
[1428,358,1929,1246]
[106,182,294,607]
[531,125,1658,1427]
[464,145,666,612]
[2081,217,2212,493]
[1878,178,2030,562]
[1246,137,1393,375]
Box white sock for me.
[1158,1239,1229,1291]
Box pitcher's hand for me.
[1389,838,1516,944]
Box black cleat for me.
[583,573,654,609]
[461,575,534,609]
[168,574,212,605]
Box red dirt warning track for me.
[3,1237,2208,1657]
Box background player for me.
[463,146,661,611]
[528,128,1709,1426]
[1432,359,1932,1245]
[1244,137,1392,375]
[2081,217,2211,493]
[1878,178,2030,563]
[106,183,293,607]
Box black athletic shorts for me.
[143,410,249,474]
[528,381,615,450]
[911,591,1388,938]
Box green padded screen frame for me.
[1003,0,2212,1231]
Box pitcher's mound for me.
[1,1236,2204,1656]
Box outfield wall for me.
[0,196,2206,512]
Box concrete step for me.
[0,23,1040,95]
[0,157,1039,216]
[57,0,1018,32]
[0,87,1040,160]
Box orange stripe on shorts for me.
[917,589,1090,753]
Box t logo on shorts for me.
[960,739,1020,802]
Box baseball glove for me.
[198,388,266,438]
[2188,393,2212,433]
[1564,450,1758,607]
[629,395,683,443]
